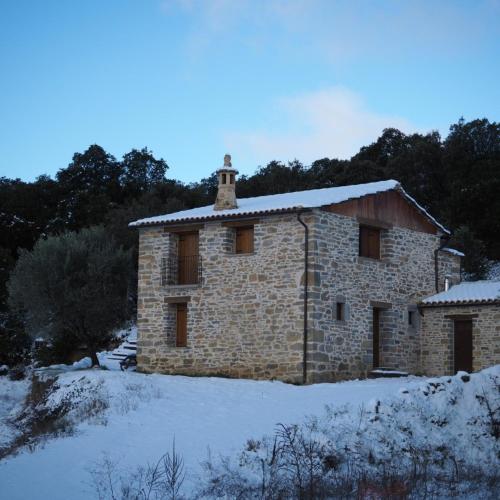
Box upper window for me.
[359,226,380,259]
[235,226,254,254]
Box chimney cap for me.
[217,153,238,174]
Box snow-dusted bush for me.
[90,442,186,500]
[198,367,500,499]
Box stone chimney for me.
[214,154,238,210]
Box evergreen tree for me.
[8,227,132,366]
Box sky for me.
[0,0,499,183]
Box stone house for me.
[419,280,500,376]
[130,155,466,383]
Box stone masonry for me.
[302,210,460,382]
[136,207,462,383]
[420,304,500,376]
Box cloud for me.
[161,0,499,62]
[224,87,418,166]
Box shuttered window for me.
[359,226,380,259]
[235,226,254,254]
[176,303,187,347]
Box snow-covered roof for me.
[442,247,465,257]
[421,280,500,306]
[130,179,449,232]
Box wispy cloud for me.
[161,0,499,62]
[224,87,418,165]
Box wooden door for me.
[176,303,187,347]
[178,232,199,284]
[454,320,472,372]
[373,308,380,368]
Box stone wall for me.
[136,209,461,383]
[420,304,500,376]
[137,214,310,383]
[305,210,461,382]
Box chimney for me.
[214,154,238,210]
[444,276,451,291]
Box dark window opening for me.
[230,174,235,184]
[222,173,227,184]
[359,226,380,259]
[408,310,415,327]
[235,226,254,254]
[336,302,345,321]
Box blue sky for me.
[1,0,499,183]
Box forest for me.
[1,117,499,365]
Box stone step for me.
[368,368,409,378]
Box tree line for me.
[0,117,499,367]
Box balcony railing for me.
[162,255,202,286]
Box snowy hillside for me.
[0,367,498,499]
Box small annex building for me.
[420,280,500,376]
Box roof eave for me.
[129,206,312,228]
[419,299,500,308]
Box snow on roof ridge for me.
[421,280,500,305]
[129,179,448,233]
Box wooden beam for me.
[222,218,260,228]
[357,216,393,230]
[164,296,191,304]
[370,300,392,309]
[164,224,204,233]
[444,314,479,320]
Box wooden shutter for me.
[178,232,199,284]
[176,303,187,347]
[359,226,380,259]
[235,226,254,254]
[454,320,472,372]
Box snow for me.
[370,369,409,376]
[0,370,427,499]
[488,261,500,280]
[0,376,30,447]
[442,247,465,257]
[129,180,449,234]
[1,367,497,499]
[422,279,500,305]
[35,357,93,375]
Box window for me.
[177,231,200,285]
[222,173,227,184]
[407,309,418,329]
[176,303,187,347]
[230,174,235,184]
[235,226,254,254]
[359,226,380,259]
[335,302,345,321]
[408,310,414,327]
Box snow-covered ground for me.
[0,370,427,500]
[0,376,30,448]
[0,365,500,500]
